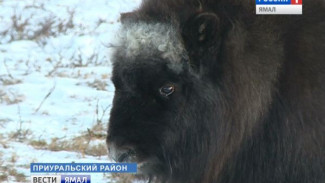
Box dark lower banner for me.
[31,175,90,183]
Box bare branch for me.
[34,82,56,113]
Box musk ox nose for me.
[107,142,136,162]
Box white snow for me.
[0,0,141,182]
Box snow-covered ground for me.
[0,0,141,182]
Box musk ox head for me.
[106,0,325,182]
[106,11,227,181]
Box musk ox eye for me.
[159,84,175,97]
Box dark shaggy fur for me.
[106,0,325,182]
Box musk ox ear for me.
[181,12,221,73]
[183,12,220,44]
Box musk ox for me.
[106,0,325,182]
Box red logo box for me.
[291,0,302,5]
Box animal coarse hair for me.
[106,0,325,182]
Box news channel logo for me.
[30,163,137,183]
[31,175,90,183]
[256,0,303,15]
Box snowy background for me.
[0,0,141,182]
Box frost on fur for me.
[112,22,187,72]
